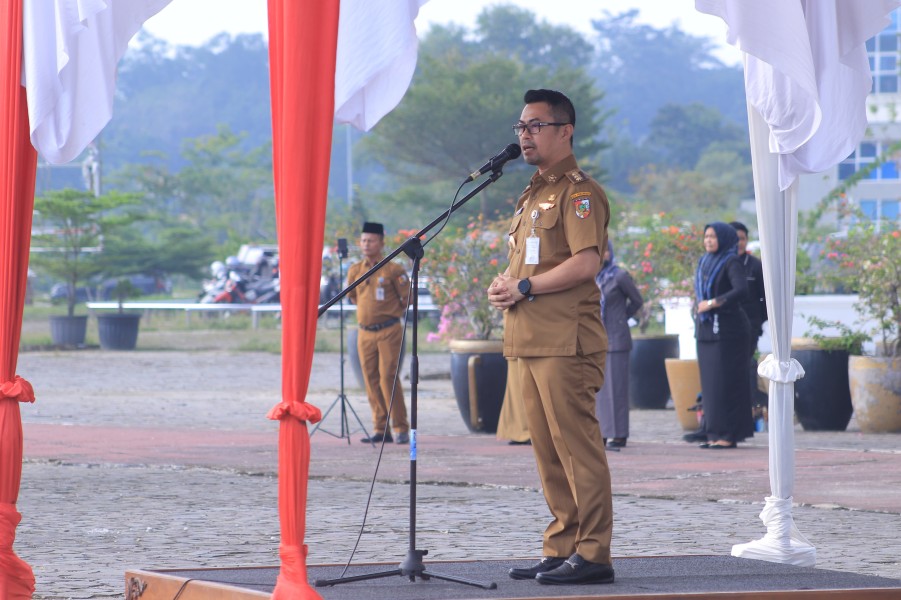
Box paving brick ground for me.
[12,350,901,599]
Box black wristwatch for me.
[517,278,532,296]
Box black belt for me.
[359,317,400,332]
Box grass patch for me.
[20,300,451,353]
[237,336,283,353]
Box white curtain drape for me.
[695,0,898,567]
[334,0,428,131]
[734,103,813,565]
[22,0,174,164]
[23,0,428,165]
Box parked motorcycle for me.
[198,256,280,304]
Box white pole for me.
[345,124,353,206]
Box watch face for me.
[518,279,530,295]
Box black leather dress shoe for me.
[535,553,614,585]
[360,432,393,444]
[508,556,566,580]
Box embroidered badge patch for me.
[571,192,591,219]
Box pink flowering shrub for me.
[409,216,508,343]
[615,212,702,332]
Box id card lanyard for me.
[525,209,540,265]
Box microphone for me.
[465,143,522,182]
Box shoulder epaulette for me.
[565,169,588,183]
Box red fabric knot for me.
[0,376,34,403]
[267,400,322,424]
[272,543,321,599]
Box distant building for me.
[797,9,901,231]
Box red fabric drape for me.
[0,0,38,598]
[266,0,335,597]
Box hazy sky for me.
[141,0,740,64]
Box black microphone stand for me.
[310,246,372,444]
[315,168,507,591]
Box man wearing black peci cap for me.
[347,222,411,444]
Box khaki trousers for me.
[357,324,409,434]
[518,351,613,564]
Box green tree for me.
[591,10,745,140]
[474,5,595,69]
[361,6,607,221]
[31,189,141,316]
[647,103,748,170]
[590,11,747,192]
[694,147,753,198]
[113,125,274,245]
[629,164,744,218]
[94,225,217,284]
[107,33,272,173]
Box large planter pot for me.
[49,315,88,347]
[348,327,365,389]
[449,339,506,433]
[347,327,405,390]
[849,355,901,433]
[665,358,702,431]
[629,334,680,409]
[97,313,142,350]
[791,338,853,431]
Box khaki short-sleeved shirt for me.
[347,260,409,326]
[503,154,609,357]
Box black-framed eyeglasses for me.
[512,121,570,137]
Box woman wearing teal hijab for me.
[694,222,753,449]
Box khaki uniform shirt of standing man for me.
[347,222,410,445]
[488,89,615,587]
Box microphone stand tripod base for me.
[309,391,371,445]
[314,549,497,589]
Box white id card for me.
[525,236,540,265]
[376,286,385,301]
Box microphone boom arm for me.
[318,169,506,317]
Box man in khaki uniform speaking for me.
[488,89,614,586]
[347,222,411,444]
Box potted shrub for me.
[418,216,508,433]
[31,189,139,347]
[96,278,143,350]
[794,317,867,431]
[615,212,702,409]
[820,222,901,432]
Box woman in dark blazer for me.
[595,240,643,449]
[694,222,753,449]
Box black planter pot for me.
[97,313,142,350]
[792,340,852,431]
[49,315,88,347]
[629,334,680,409]
[449,340,506,433]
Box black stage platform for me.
[128,556,901,599]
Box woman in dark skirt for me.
[694,222,753,449]
[595,240,643,449]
